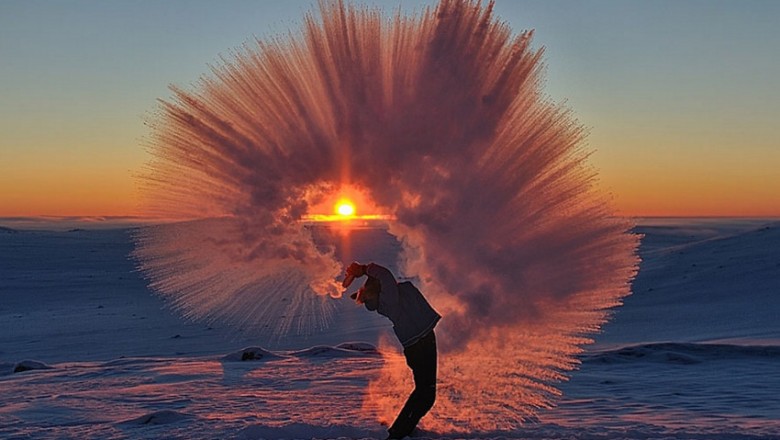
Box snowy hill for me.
[598,219,780,346]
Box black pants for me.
[388,330,437,439]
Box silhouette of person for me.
[343,262,441,440]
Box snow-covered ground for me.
[1,218,778,439]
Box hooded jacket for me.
[363,263,441,348]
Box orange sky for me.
[1,124,778,218]
[0,139,143,217]
[2,160,777,218]
[1,113,777,218]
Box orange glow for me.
[597,160,780,218]
[2,172,778,218]
[0,164,140,217]
[301,185,394,223]
[1,151,778,218]
[335,199,356,217]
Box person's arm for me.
[365,263,400,310]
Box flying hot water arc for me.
[133,0,640,431]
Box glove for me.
[342,262,367,288]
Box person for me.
[342,261,441,440]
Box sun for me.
[300,187,393,224]
[335,199,356,217]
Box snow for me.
[1,218,779,439]
[289,344,381,359]
[596,218,780,347]
[118,410,194,426]
[12,359,53,373]
[222,347,284,362]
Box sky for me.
[1,0,778,218]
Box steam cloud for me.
[133,0,640,430]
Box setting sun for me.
[335,199,356,217]
[300,186,394,224]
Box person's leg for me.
[388,331,437,439]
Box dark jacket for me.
[364,263,441,347]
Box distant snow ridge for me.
[133,0,639,430]
[222,346,283,362]
[291,344,381,358]
[586,342,780,365]
[336,342,380,354]
[12,360,53,373]
[222,343,380,361]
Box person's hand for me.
[347,262,367,277]
[351,286,367,304]
[342,262,367,288]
